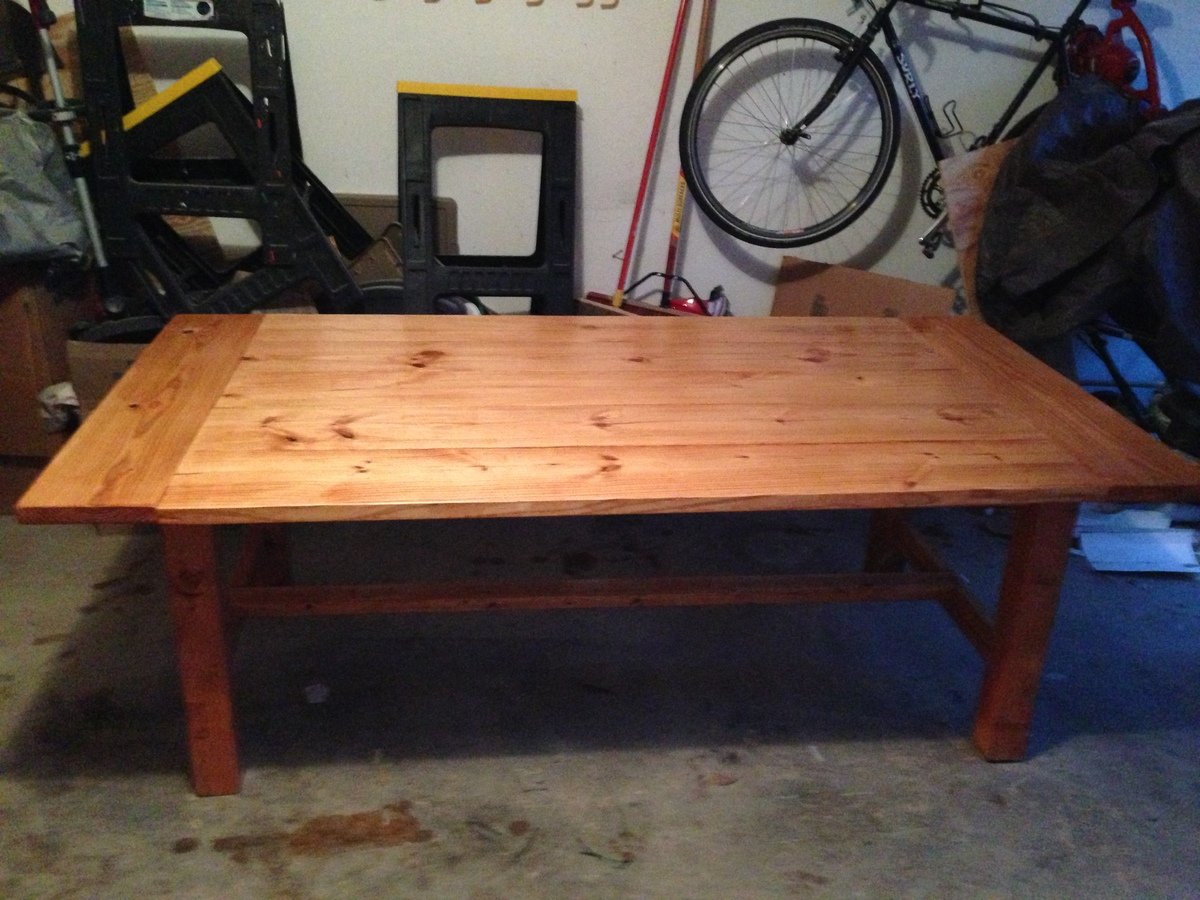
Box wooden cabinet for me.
[0,266,89,457]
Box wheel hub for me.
[780,125,810,146]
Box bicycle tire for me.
[679,19,901,248]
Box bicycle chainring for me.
[920,169,945,219]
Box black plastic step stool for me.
[394,82,577,315]
[74,0,368,318]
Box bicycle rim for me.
[680,19,900,248]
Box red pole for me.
[662,0,716,304]
[612,0,692,308]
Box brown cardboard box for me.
[337,195,459,255]
[0,267,90,456]
[938,140,1017,307]
[772,256,975,318]
[67,340,146,419]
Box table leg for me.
[162,524,241,796]
[972,503,1078,761]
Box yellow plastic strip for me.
[80,58,224,157]
[123,57,224,130]
[396,81,576,103]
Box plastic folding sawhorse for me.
[395,82,577,315]
[74,0,368,319]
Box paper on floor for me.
[1078,529,1200,574]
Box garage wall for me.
[41,0,1200,316]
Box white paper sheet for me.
[1078,529,1200,574]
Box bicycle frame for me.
[796,0,1095,161]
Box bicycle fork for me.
[786,1,954,256]
[784,0,905,143]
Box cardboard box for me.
[0,266,91,456]
[67,340,146,419]
[337,194,459,255]
[938,140,1017,307]
[772,256,975,318]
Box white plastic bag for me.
[0,110,88,263]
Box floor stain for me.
[90,560,152,591]
[213,802,432,864]
[211,832,281,866]
[508,820,531,837]
[579,828,642,868]
[79,583,154,614]
[788,869,831,888]
[32,633,71,646]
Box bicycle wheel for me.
[680,19,901,248]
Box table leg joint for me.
[867,509,996,656]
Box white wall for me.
[40,0,1200,316]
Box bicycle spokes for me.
[679,20,900,248]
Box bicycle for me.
[678,0,1160,252]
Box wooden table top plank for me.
[220,354,955,382]
[188,399,1038,452]
[16,315,262,523]
[211,369,979,408]
[246,312,905,342]
[238,316,957,391]
[239,334,948,366]
[157,437,1108,523]
[226,338,956,386]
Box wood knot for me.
[408,350,446,369]
[938,406,985,424]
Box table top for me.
[17,314,1200,525]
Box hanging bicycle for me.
[678,0,1161,251]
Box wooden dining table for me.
[17,313,1200,796]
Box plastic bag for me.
[976,78,1200,382]
[0,110,88,264]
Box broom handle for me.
[661,0,715,304]
[611,0,691,308]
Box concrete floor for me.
[1,507,1197,898]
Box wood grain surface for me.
[18,314,1200,525]
[16,316,261,523]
